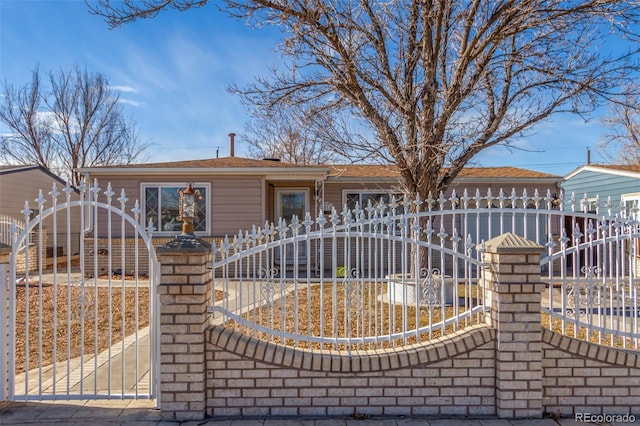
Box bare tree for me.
[1,65,149,186]
[0,67,57,169]
[598,88,640,165]
[92,0,640,201]
[242,102,345,164]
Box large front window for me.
[143,183,209,234]
[344,190,402,212]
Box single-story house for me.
[78,145,562,275]
[561,164,640,217]
[79,157,562,239]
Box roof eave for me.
[454,176,562,184]
[79,166,331,177]
[326,176,400,183]
[0,164,40,175]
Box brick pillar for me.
[482,232,545,419]
[0,242,11,402]
[157,235,212,421]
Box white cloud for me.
[119,98,142,107]
[110,85,138,93]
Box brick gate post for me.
[482,232,546,418]
[0,243,10,403]
[156,236,212,421]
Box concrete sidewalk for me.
[0,400,620,425]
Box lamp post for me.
[178,182,200,235]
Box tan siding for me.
[319,181,561,277]
[212,177,263,235]
[324,181,560,210]
[86,174,265,238]
[82,175,146,238]
[83,172,561,241]
[87,175,320,236]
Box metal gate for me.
[1,178,159,402]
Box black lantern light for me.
[178,182,200,235]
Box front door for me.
[276,189,309,225]
[275,189,309,271]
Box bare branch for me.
[0,67,58,169]
[0,65,150,186]
[88,0,209,28]
[91,0,640,198]
[598,85,640,165]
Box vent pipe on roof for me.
[229,133,236,157]
[587,147,591,165]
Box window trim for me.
[141,182,211,235]
[622,192,640,219]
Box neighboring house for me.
[561,164,640,217]
[0,164,81,268]
[1,164,68,223]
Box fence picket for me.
[211,188,640,351]
[6,177,159,402]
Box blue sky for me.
[0,0,614,176]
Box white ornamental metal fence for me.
[3,178,159,402]
[541,212,640,350]
[210,189,640,351]
[0,214,31,253]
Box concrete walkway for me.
[12,327,151,400]
[0,400,625,426]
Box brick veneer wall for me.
[12,230,47,274]
[157,232,640,421]
[84,237,168,276]
[157,237,213,421]
[206,324,496,418]
[203,326,640,419]
[542,329,640,417]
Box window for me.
[343,190,402,212]
[583,197,598,214]
[142,183,210,234]
[622,192,640,220]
